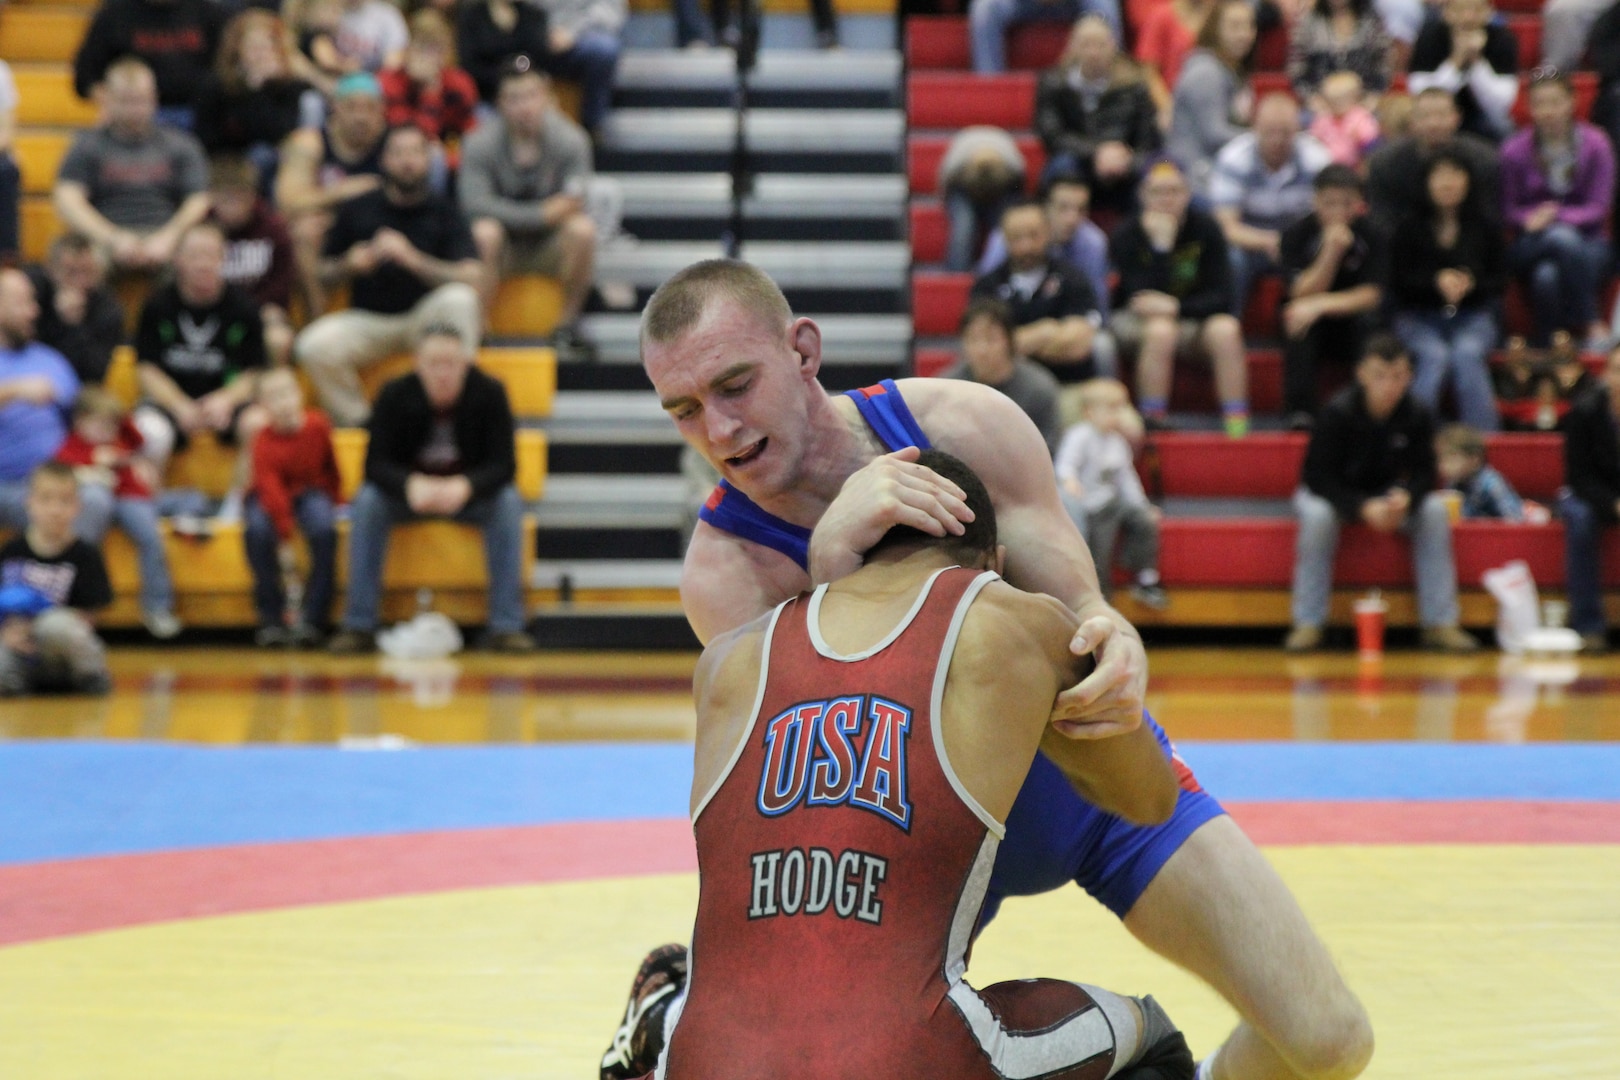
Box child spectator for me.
[379,9,480,169]
[244,368,340,647]
[1053,378,1168,609]
[209,156,297,368]
[1309,71,1382,168]
[0,463,113,695]
[55,388,181,639]
[1436,423,1525,520]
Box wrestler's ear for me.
[789,318,822,379]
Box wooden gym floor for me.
[1,645,1617,1078]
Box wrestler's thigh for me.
[1120,816,1365,1053]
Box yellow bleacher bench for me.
[21,194,62,263]
[490,275,564,338]
[16,131,71,196]
[0,9,89,63]
[15,66,98,127]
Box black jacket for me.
[1034,63,1161,167]
[1110,208,1233,320]
[1303,384,1438,520]
[72,0,226,108]
[194,74,312,154]
[25,266,125,386]
[365,367,516,504]
[1387,208,1506,312]
[1564,383,1620,523]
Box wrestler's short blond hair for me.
[641,259,793,347]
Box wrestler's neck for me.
[751,391,882,521]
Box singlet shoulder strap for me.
[697,481,812,571]
[843,379,932,454]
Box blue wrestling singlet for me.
[696,379,1226,920]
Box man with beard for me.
[292,123,481,427]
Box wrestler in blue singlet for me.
[698,379,1226,925]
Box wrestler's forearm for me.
[1039,721,1176,824]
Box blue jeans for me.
[1291,488,1461,629]
[340,482,527,634]
[0,153,19,260]
[1393,307,1501,431]
[969,0,1121,73]
[944,187,1014,272]
[244,491,338,629]
[1228,245,1280,317]
[546,30,620,132]
[1558,491,1607,635]
[75,486,175,616]
[1508,225,1610,344]
[672,0,711,44]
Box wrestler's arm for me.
[947,583,1177,826]
[680,520,809,646]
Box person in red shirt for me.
[55,387,182,639]
[378,9,479,170]
[244,367,341,646]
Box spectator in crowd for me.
[245,368,340,648]
[1309,71,1382,168]
[938,125,1026,273]
[295,123,482,427]
[0,59,19,263]
[1560,345,1620,651]
[380,9,481,167]
[706,0,839,49]
[1389,151,1504,430]
[1501,69,1616,348]
[133,222,268,518]
[1054,377,1167,609]
[1034,17,1160,219]
[1408,0,1520,141]
[971,199,1105,383]
[26,235,125,387]
[1542,0,1610,72]
[462,60,595,351]
[1210,93,1333,317]
[1288,0,1392,104]
[1288,334,1480,652]
[333,0,410,73]
[969,0,1122,74]
[54,59,212,276]
[194,10,319,174]
[1110,161,1249,435]
[72,0,226,128]
[0,270,79,531]
[978,174,1112,320]
[0,463,112,696]
[1366,86,1501,229]
[1135,0,1216,115]
[1435,422,1526,519]
[55,388,180,639]
[286,0,351,89]
[458,0,551,104]
[328,326,533,655]
[210,157,297,368]
[1280,165,1386,428]
[276,72,389,313]
[1167,0,1256,196]
[1586,0,1620,168]
[539,0,626,135]
[942,298,1064,454]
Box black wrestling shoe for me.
[600,944,689,1079]
[1116,1031,1196,1080]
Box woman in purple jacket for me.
[1501,69,1617,346]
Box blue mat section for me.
[2,741,1618,865]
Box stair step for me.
[615,49,902,107]
[598,107,903,171]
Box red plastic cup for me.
[1354,595,1387,659]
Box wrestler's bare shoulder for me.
[681,520,810,645]
[956,578,1082,681]
[890,378,1048,464]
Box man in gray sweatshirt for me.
[460,57,596,352]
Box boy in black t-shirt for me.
[0,463,113,695]
[133,221,268,520]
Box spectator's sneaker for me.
[1223,413,1250,439]
[255,625,291,648]
[288,623,326,650]
[480,629,538,654]
[74,671,113,696]
[142,609,183,640]
[601,944,689,1080]
[551,324,598,362]
[1581,632,1610,654]
[1420,625,1481,653]
[1283,624,1323,652]
[327,629,377,655]
[1128,583,1170,611]
[1143,414,1174,433]
[1286,412,1315,432]
[815,27,839,48]
[171,514,214,540]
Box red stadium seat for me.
[911,202,948,264]
[912,273,974,336]
[906,16,970,70]
[1509,14,1542,70]
[914,347,957,377]
[1007,22,1068,70]
[908,72,1037,128]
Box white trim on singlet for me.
[929,569,1005,839]
[691,601,787,824]
[804,565,955,663]
[947,980,1117,1080]
[944,832,1000,986]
